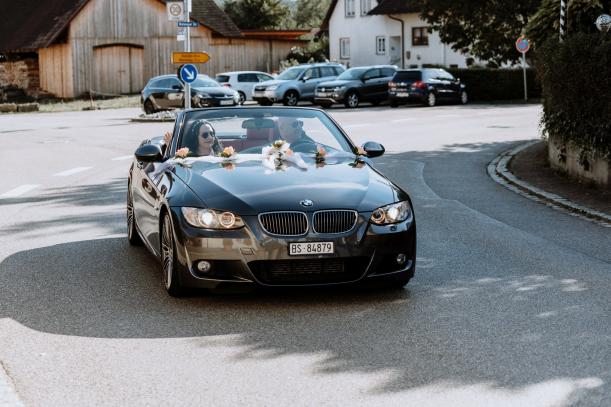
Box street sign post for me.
[179,64,198,84]
[515,36,530,102]
[178,21,198,27]
[166,2,184,22]
[171,52,210,64]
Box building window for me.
[345,0,356,17]
[340,38,350,59]
[412,27,429,46]
[360,0,373,15]
[376,36,386,55]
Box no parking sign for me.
[515,36,530,54]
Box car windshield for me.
[177,108,355,157]
[337,68,368,80]
[191,78,220,88]
[277,67,306,80]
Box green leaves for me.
[419,0,541,65]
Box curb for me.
[488,140,611,228]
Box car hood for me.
[192,87,235,97]
[318,79,358,88]
[172,154,401,215]
[257,79,289,88]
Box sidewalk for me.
[509,141,611,216]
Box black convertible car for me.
[128,107,416,296]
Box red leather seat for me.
[242,127,275,150]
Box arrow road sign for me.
[179,64,198,84]
[171,52,210,64]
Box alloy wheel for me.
[161,215,174,290]
[346,92,359,108]
[127,189,141,246]
[427,92,436,107]
[284,91,298,106]
[238,92,246,105]
[460,91,468,104]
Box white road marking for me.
[0,184,40,199]
[111,155,133,161]
[391,118,415,123]
[53,167,92,177]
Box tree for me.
[293,0,331,29]
[526,0,607,46]
[223,0,290,30]
[418,0,542,65]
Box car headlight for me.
[266,86,278,91]
[370,201,412,225]
[197,93,210,98]
[181,207,244,229]
[333,86,345,91]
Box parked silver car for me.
[252,63,345,106]
[215,71,274,105]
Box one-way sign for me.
[178,21,199,27]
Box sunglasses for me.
[199,131,211,139]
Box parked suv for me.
[388,68,468,107]
[215,71,274,105]
[314,65,397,108]
[141,74,239,113]
[253,63,345,106]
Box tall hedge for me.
[446,68,542,101]
[536,32,611,159]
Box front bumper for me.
[193,96,237,107]
[314,90,347,105]
[253,89,281,103]
[388,89,426,103]
[169,208,416,289]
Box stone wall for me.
[0,58,40,100]
[548,135,610,189]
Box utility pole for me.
[184,0,192,109]
[560,0,567,42]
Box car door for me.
[299,67,321,99]
[379,67,397,101]
[131,152,163,253]
[236,73,259,100]
[165,78,185,108]
[439,70,461,100]
[362,68,381,100]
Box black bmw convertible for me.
[128,107,416,296]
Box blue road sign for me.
[179,64,198,84]
[178,21,199,27]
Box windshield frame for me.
[337,68,368,80]
[277,67,307,81]
[170,107,358,158]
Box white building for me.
[322,0,473,69]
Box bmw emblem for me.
[300,199,314,207]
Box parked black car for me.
[141,74,239,113]
[315,65,397,108]
[388,69,468,107]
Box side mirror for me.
[301,77,309,82]
[135,144,163,162]
[362,141,385,158]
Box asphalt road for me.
[0,104,609,407]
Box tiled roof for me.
[0,0,242,53]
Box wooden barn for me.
[0,0,308,99]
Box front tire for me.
[344,91,359,108]
[424,92,436,107]
[143,99,155,114]
[283,91,299,106]
[127,187,142,246]
[237,91,246,105]
[161,213,184,297]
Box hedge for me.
[445,68,542,101]
[535,32,611,159]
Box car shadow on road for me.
[0,236,607,403]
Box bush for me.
[446,68,542,101]
[536,32,611,159]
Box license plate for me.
[316,92,330,97]
[397,92,409,97]
[254,91,265,97]
[289,242,334,256]
[220,99,234,105]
